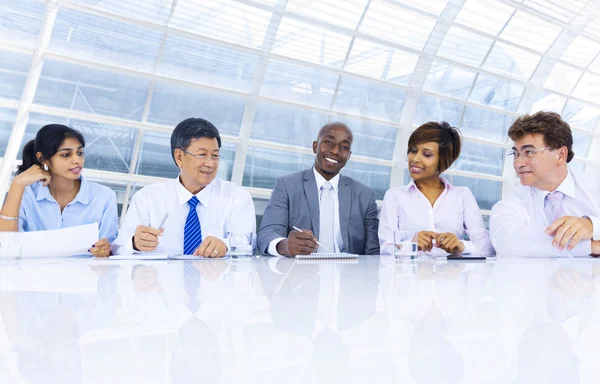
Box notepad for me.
[296,253,359,260]
[295,258,359,265]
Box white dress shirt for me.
[378,178,493,255]
[267,167,344,256]
[113,177,256,255]
[490,171,600,257]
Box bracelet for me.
[0,215,18,221]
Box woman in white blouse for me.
[379,121,494,255]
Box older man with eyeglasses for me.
[490,111,600,257]
[113,117,255,257]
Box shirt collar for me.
[534,171,576,203]
[313,167,340,191]
[35,177,90,204]
[174,176,216,207]
[407,177,452,192]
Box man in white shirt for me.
[113,118,255,257]
[256,122,380,256]
[490,111,600,257]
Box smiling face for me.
[174,137,220,193]
[512,133,568,191]
[40,137,85,180]
[407,142,440,182]
[312,123,353,180]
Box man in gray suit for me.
[257,122,380,256]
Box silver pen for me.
[292,226,328,250]
[157,213,169,230]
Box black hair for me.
[170,118,222,165]
[17,124,85,175]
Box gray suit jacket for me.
[257,169,380,255]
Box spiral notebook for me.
[296,253,359,260]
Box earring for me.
[43,164,49,171]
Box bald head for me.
[317,121,353,143]
[313,121,353,180]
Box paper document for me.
[8,223,99,258]
[109,254,169,260]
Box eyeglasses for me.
[179,148,222,163]
[507,147,554,160]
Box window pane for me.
[561,35,600,68]
[332,76,406,122]
[343,160,390,200]
[461,107,513,143]
[562,99,600,132]
[250,102,327,147]
[157,35,258,93]
[396,0,449,15]
[49,8,164,72]
[482,42,540,80]
[0,50,31,100]
[273,17,351,69]
[414,96,464,127]
[260,60,338,109]
[469,75,524,112]
[455,0,513,35]
[70,0,174,25]
[451,141,505,177]
[344,39,418,86]
[34,59,150,121]
[571,73,600,102]
[137,131,235,181]
[171,0,270,48]
[423,62,477,100]
[543,63,582,95]
[531,91,566,114]
[437,26,494,67]
[0,0,46,49]
[286,0,368,30]
[243,147,312,189]
[23,113,138,174]
[360,1,436,50]
[0,108,16,157]
[572,130,593,158]
[500,11,562,52]
[147,82,246,136]
[335,116,397,160]
[446,175,501,211]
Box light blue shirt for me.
[18,177,119,243]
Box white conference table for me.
[1,254,600,383]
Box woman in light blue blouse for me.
[0,124,119,256]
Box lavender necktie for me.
[545,191,565,223]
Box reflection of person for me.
[408,302,464,384]
[378,121,493,255]
[514,323,580,384]
[490,112,600,256]
[170,317,222,384]
[258,122,379,257]
[0,124,118,256]
[114,118,255,257]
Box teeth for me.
[325,157,339,164]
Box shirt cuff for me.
[585,215,600,241]
[268,237,286,256]
[462,240,477,255]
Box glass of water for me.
[0,232,22,259]
[229,233,253,256]
[394,230,418,259]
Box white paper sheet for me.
[108,254,169,260]
[7,223,100,258]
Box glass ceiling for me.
[1,0,599,221]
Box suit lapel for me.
[303,169,320,237]
[338,175,351,251]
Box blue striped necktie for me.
[183,196,202,255]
